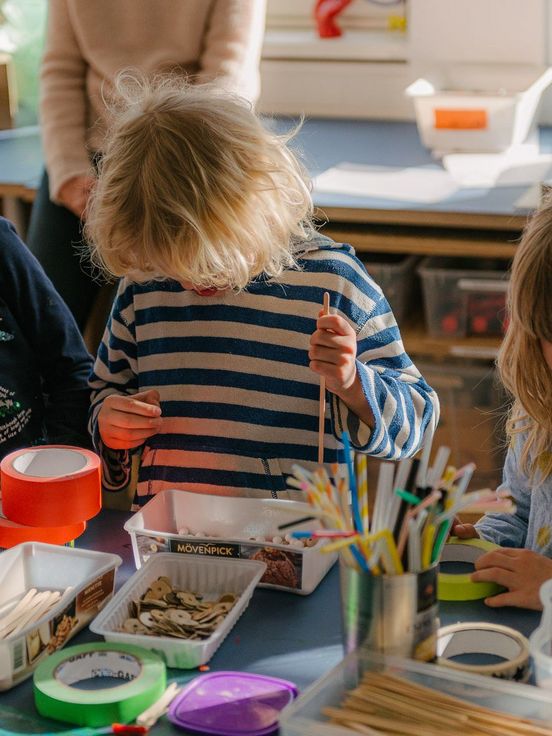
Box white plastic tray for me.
[280,650,552,735]
[90,553,266,669]
[124,489,337,594]
[0,542,121,690]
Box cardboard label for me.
[434,108,488,130]
[165,536,304,590]
[169,539,241,558]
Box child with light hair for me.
[87,75,439,507]
[454,196,552,610]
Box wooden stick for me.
[323,672,552,736]
[318,291,330,465]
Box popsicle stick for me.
[318,291,330,465]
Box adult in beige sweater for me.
[27,0,266,331]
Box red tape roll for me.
[0,503,86,547]
[1,445,101,527]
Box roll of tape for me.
[438,537,503,601]
[0,501,86,547]
[33,643,166,727]
[437,622,530,682]
[1,445,101,527]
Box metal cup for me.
[340,559,439,661]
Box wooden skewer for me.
[318,291,330,466]
[324,672,552,736]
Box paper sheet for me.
[313,163,459,203]
[443,143,552,189]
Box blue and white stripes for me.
[89,235,439,504]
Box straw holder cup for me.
[339,559,439,662]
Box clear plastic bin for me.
[361,254,419,325]
[90,553,266,669]
[124,489,337,595]
[0,542,121,690]
[416,360,505,493]
[418,257,509,338]
[279,650,552,736]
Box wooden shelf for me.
[402,321,501,360]
[322,223,518,260]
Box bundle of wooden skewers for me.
[285,432,515,575]
[324,670,552,736]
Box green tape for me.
[33,643,166,727]
[438,537,504,602]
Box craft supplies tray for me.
[124,489,338,594]
[90,553,266,669]
[0,542,121,691]
[279,650,552,736]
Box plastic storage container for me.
[124,489,337,595]
[530,578,552,689]
[418,257,509,339]
[279,650,552,736]
[416,360,505,493]
[0,542,121,690]
[405,71,552,155]
[90,553,266,669]
[361,254,419,325]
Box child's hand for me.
[471,548,552,610]
[98,389,162,450]
[451,520,480,539]
[309,313,357,395]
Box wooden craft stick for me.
[318,291,330,465]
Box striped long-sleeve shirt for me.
[89,235,439,506]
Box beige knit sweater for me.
[40,0,266,202]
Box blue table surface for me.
[0,510,541,734]
[3,121,552,216]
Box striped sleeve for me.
[328,260,439,460]
[88,280,139,492]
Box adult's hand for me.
[58,175,95,219]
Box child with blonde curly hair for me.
[87,76,438,508]
[455,196,552,609]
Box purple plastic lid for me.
[167,671,298,736]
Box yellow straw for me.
[355,453,369,533]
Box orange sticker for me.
[434,109,488,130]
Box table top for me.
[0,509,541,734]
[2,121,551,225]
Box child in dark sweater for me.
[0,217,92,458]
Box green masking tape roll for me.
[438,537,504,601]
[33,643,166,727]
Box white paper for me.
[313,163,459,203]
[443,143,552,189]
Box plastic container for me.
[90,553,266,669]
[530,578,552,689]
[361,254,419,325]
[418,257,509,339]
[416,360,505,493]
[405,71,552,154]
[0,542,121,691]
[124,490,337,595]
[279,650,552,736]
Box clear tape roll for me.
[437,622,530,682]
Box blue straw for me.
[342,431,363,534]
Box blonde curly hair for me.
[86,73,314,291]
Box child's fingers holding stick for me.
[98,389,163,450]
[310,312,357,395]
